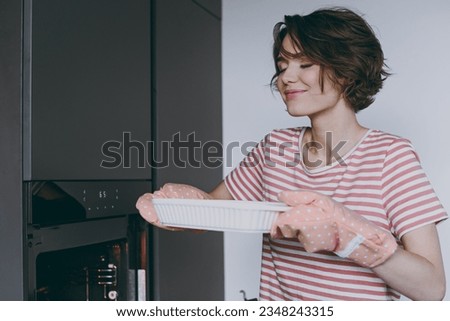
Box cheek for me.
[301,71,321,90]
[276,78,285,95]
[322,80,343,100]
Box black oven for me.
[24,181,150,301]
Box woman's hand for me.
[271,190,398,268]
[136,183,212,231]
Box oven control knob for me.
[108,290,118,300]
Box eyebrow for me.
[276,54,311,66]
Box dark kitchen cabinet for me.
[0,0,223,300]
[151,0,223,300]
[24,0,152,181]
[0,0,23,301]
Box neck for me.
[302,103,367,167]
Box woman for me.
[137,7,447,300]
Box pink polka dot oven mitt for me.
[271,190,398,268]
[136,183,211,230]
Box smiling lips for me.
[284,89,306,100]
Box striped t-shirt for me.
[224,127,447,300]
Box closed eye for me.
[276,56,288,74]
[276,63,287,74]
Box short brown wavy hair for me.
[271,7,390,112]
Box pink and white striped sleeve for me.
[224,136,266,201]
[381,138,447,238]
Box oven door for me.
[26,215,149,301]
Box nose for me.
[279,65,298,85]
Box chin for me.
[286,108,307,117]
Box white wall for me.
[222,0,450,300]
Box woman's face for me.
[276,35,343,117]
